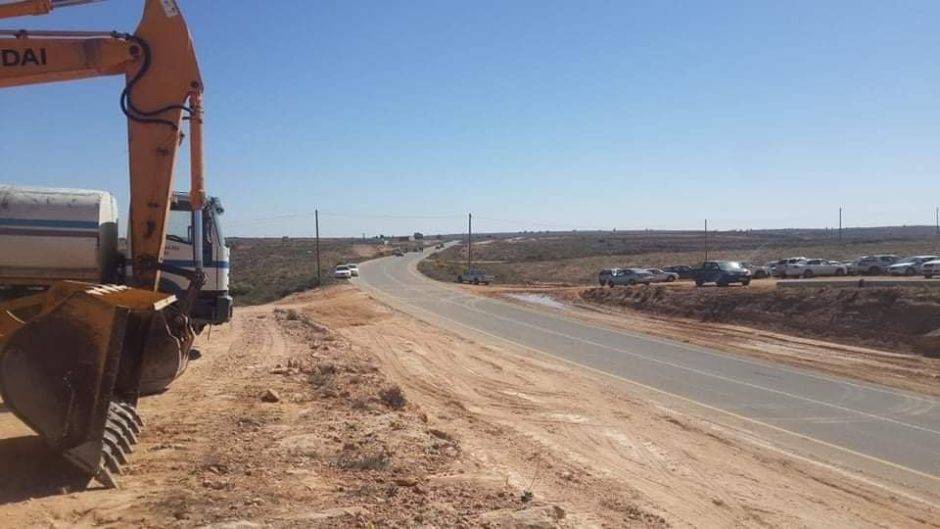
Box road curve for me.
[353,249,940,497]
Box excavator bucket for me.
[0,281,194,487]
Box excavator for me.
[0,0,209,487]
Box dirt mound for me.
[582,286,940,355]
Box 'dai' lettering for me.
[0,48,48,67]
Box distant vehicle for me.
[921,259,940,279]
[774,257,808,278]
[797,259,848,278]
[741,262,771,279]
[663,265,695,279]
[598,268,621,286]
[766,261,779,276]
[887,256,938,276]
[393,249,404,257]
[333,265,353,279]
[693,261,752,287]
[607,268,654,287]
[646,268,679,283]
[843,261,858,275]
[457,270,494,285]
[435,243,445,249]
[344,264,360,277]
[854,255,899,275]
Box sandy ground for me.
[1,285,938,527]
[476,285,940,397]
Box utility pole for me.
[839,207,843,243]
[704,218,708,261]
[315,209,321,286]
[468,212,473,271]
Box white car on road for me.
[887,256,938,276]
[333,265,353,279]
[344,263,360,277]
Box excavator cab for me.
[0,0,209,487]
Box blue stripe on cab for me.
[0,218,99,230]
[163,259,231,270]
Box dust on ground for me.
[1,285,937,528]
[0,293,555,528]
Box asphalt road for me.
[354,250,940,496]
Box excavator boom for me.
[0,0,207,487]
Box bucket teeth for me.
[111,417,139,447]
[95,467,118,489]
[111,405,142,435]
[101,443,123,475]
[115,402,144,429]
[89,401,144,488]
[105,420,134,455]
[102,432,128,466]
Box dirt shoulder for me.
[293,286,938,527]
[1,285,937,528]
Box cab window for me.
[167,209,192,244]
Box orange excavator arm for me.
[0,0,206,290]
[0,0,208,488]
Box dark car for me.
[663,265,695,279]
[598,268,620,286]
[457,270,494,285]
[692,261,752,287]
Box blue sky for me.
[2,0,938,237]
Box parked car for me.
[843,260,858,275]
[646,268,679,283]
[457,269,494,285]
[344,263,360,277]
[663,265,695,279]
[741,262,771,279]
[854,255,899,275]
[795,259,848,278]
[774,257,808,278]
[765,261,781,276]
[692,261,752,286]
[887,255,939,276]
[607,268,654,287]
[598,268,621,286]
[921,259,940,279]
[333,265,353,279]
[393,249,404,257]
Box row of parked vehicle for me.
[600,262,754,287]
[598,253,940,288]
[767,254,940,278]
[598,267,680,287]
